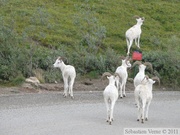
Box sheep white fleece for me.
[125,17,144,55]
[103,75,119,125]
[53,57,76,98]
[134,64,146,88]
[134,78,155,123]
[115,58,131,98]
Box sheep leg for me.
[69,77,75,99]
[119,85,123,98]
[134,91,139,108]
[104,99,110,122]
[137,101,141,121]
[137,36,140,48]
[145,100,151,121]
[141,100,146,123]
[126,39,133,55]
[135,38,137,46]
[63,78,68,97]
[109,100,116,125]
[122,83,126,97]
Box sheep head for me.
[53,56,66,68]
[133,15,145,24]
[132,61,153,72]
[141,75,160,86]
[101,72,121,80]
[120,56,131,68]
[101,72,112,80]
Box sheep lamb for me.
[53,57,76,99]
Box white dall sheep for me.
[53,57,76,99]
[115,56,131,98]
[125,16,145,55]
[134,75,160,123]
[102,72,120,125]
[132,61,153,88]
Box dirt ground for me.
[0,79,138,95]
[0,78,172,96]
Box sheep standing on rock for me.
[125,16,145,55]
[102,72,120,125]
[134,75,160,123]
[115,56,131,98]
[53,57,76,99]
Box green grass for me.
[0,0,179,52]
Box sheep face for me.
[107,75,115,81]
[136,17,144,24]
[142,78,155,85]
[122,59,131,68]
[148,79,156,85]
[53,58,63,68]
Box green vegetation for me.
[0,0,179,88]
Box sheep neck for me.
[139,68,145,74]
[59,61,66,72]
[108,80,116,86]
[147,84,153,91]
[122,63,128,69]
[136,22,143,26]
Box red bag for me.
[132,51,142,61]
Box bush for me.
[0,19,30,81]
[143,36,180,88]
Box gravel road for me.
[0,90,180,135]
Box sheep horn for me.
[144,62,153,73]
[125,56,131,66]
[101,72,112,80]
[133,15,140,19]
[58,56,68,63]
[114,73,121,79]
[151,76,160,86]
[58,56,62,60]
[141,75,149,83]
[119,56,126,60]
[132,61,142,68]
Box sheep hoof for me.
[123,94,126,97]
[71,96,74,99]
[145,118,148,121]
[141,119,144,123]
[106,120,109,122]
[109,121,112,125]
[137,119,139,121]
[63,94,67,98]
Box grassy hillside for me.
[0,0,179,51]
[0,0,180,87]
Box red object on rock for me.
[132,51,142,61]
